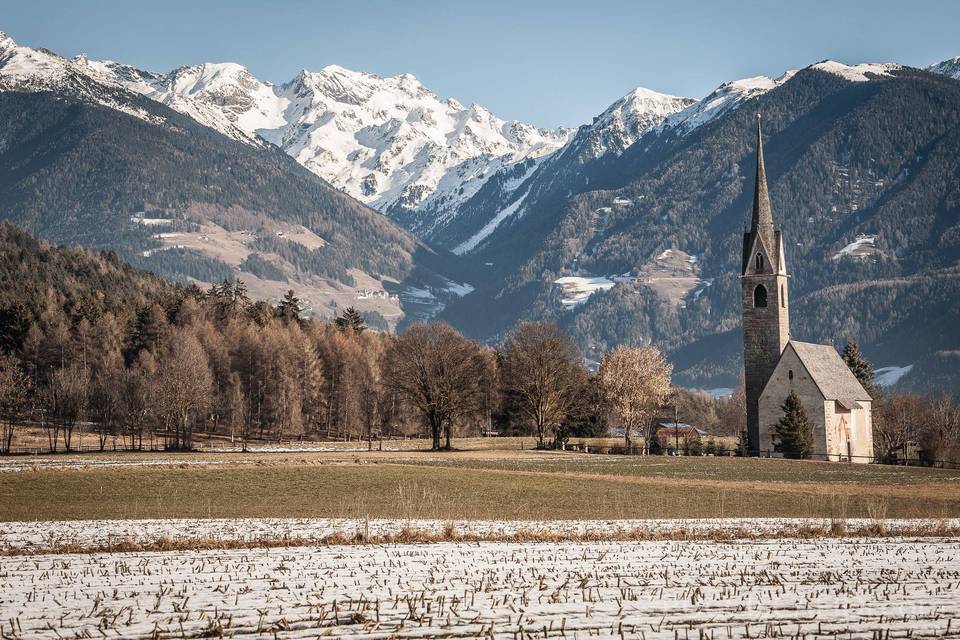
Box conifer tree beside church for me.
[841,341,875,395]
[772,391,814,459]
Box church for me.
[741,115,874,462]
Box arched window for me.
[755,253,764,271]
[780,284,786,308]
[788,370,794,381]
[753,284,768,308]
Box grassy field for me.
[2,449,959,521]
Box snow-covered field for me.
[2,517,957,555]
[1,537,958,638]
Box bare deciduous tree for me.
[46,364,89,451]
[0,353,29,453]
[382,323,494,450]
[598,345,672,451]
[157,331,213,450]
[874,394,928,462]
[502,322,587,448]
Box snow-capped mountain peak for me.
[927,55,960,80]
[0,32,572,219]
[574,87,696,161]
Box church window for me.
[753,284,767,308]
[780,284,786,307]
[755,253,764,271]
[788,370,794,380]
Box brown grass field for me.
[2,446,959,522]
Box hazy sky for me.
[4,0,958,128]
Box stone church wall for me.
[758,347,829,456]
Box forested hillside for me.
[441,65,960,391]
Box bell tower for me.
[742,114,789,452]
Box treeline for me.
[0,279,695,452]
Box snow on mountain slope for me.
[435,87,695,251]
[578,88,696,160]
[263,66,572,217]
[0,33,255,139]
[109,59,572,232]
[0,32,570,236]
[659,72,795,135]
[810,60,901,82]
[927,55,960,80]
[655,60,897,138]
[87,60,284,142]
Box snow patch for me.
[874,364,913,388]
[441,278,475,297]
[811,60,901,82]
[554,275,615,309]
[453,192,528,254]
[832,234,878,260]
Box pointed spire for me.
[751,113,775,251]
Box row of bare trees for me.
[0,275,677,452]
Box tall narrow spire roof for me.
[751,113,775,250]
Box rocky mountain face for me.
[439,60,960,393]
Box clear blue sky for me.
[4,0,958,128]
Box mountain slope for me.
[439,61,960,392]
[0,31,575,249]
[421,87,698,253]
[0,43,469,326]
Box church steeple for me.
[750,113,776,253]
[740,113,790,453]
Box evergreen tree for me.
[276,290,303,325]
[772,391,814,459]
[841,340,875,394]
[334,307,366,333]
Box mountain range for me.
[1,30,958,392]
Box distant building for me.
[651,419,709,452]
[741,115,873,462]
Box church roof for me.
[787,341,873,403]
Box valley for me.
[0,30,958,392]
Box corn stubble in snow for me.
[2,538,959,638]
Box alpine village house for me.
[741,114,874,462]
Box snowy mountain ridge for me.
[2,30,954,256]
[0,31,573,233]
